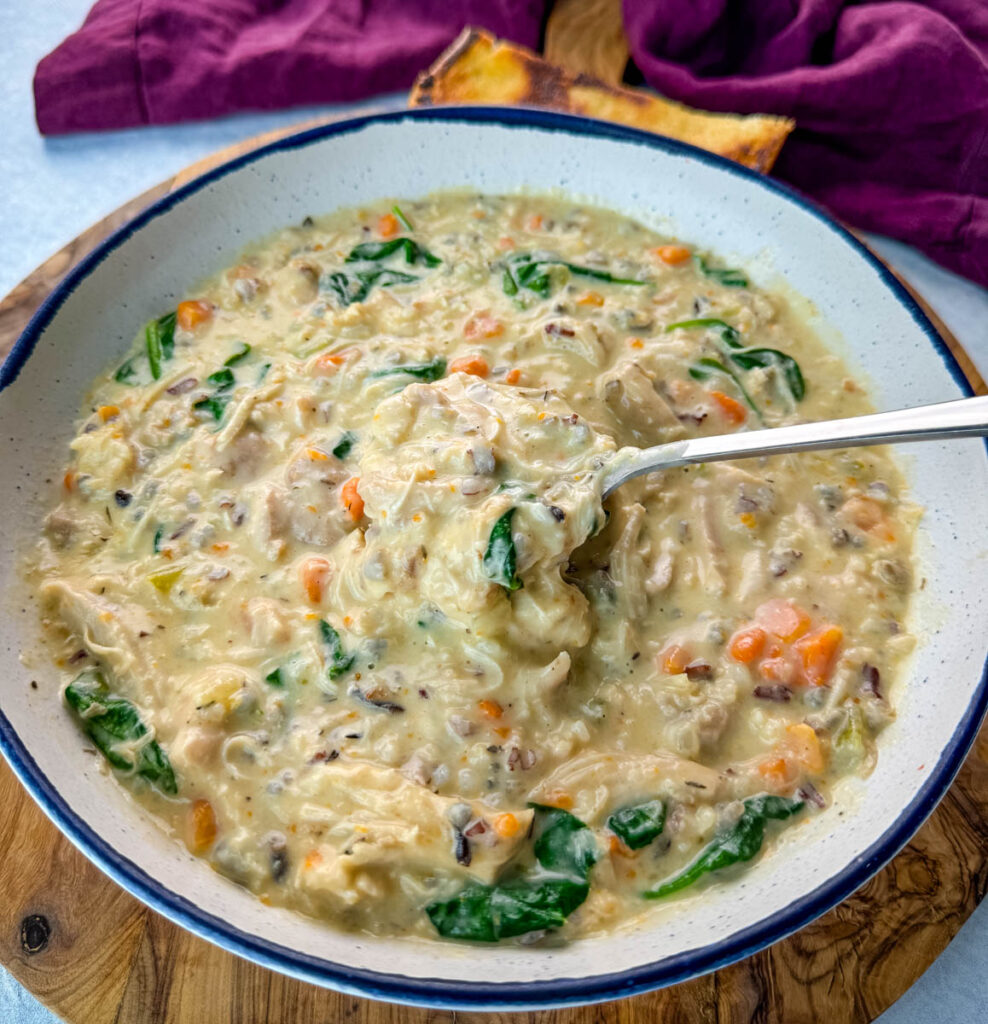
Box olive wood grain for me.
[1,0,986,1018]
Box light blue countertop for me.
[2,2,986,1021]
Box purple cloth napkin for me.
[623,0,988,288]
[35,1,987,286]
[33,0,543,132]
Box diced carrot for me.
[653,244,692,266]
[526,213,544,231]
[63,469,77,492]
[307,447,330,461]
[497,236,515,251]
[785,723,825,774]
[794,625,843,686]
[304,850,323,871]
[464,315,504,339]
[177,300,212,331]
[629,337,644,349]
[577,291,604,307]
[542,790,573,810]
[448,354,490,377]
[841,495,883,531]
[493,813,521,838]
[478,698,503,720]
[377,212,400,238]
[505,368,521,385]
[211,542,229,553]
[659,644,690,675]
[710,390,747,425]
[840,495,895,542]
[609,834,635,858]
[312,348,359,375]
[739,512,757,529]
[299,556,332,604]
[341,477,364,521]
[493,725,511,739]
[755,599,811,642]
[729,626,766,663]
[97,405,120,422]
[759,657,797,685]
[189,799,217,853]
[758,756,797,786]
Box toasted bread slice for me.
[411,29,793,173]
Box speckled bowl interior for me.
[1,110,985,1009]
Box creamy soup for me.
[26,193,917,943]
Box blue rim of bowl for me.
[0,106,985,1009]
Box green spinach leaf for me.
[669,318,804,403]
[694,255,748,288]
[665,318,741,346]
[483,508,522,591]
[370,356,447,382]
[426,804,598,942]
[193,367,237,422]
[224,343,251,366]
[145,311,177,380]
[331,430,357,460]
[502,253,646,300]
[607,799,666,850]
[689,357,761,417]
[643,795,803,899]
[319,620,355,680]
[345,237,441,268]
[729,347,806,402]
[65,669,177,795]
[392,205,414,231]
[114,358,138,384]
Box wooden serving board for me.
[2,5,986,1022]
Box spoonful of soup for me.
[602,395,988,497]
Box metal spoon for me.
[602,395,988,497]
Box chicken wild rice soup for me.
[26,193,918,944]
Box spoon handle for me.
[603,395,988,496]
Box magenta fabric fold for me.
[34,1,988,286]
[33,0,545,133]
[623,0,988,287]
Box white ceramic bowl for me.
[1,109,985,1009]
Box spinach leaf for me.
[193,367,237,422]
[265,667,286,688]
[65,669,177,795]
[729,347,806,402]
[689,357,761,417]
[502,253,646,301]
[345,237,441,268]
[323,267,421,307]
[483,508,522,592]
[152,525,164,553]
[643,795,803,899]
[669,318,804,403]
[607,799,666,850]
[694,255,748,288]
[370,356,447,382]
[114,358,138,384]
[426,804,598,942]
[392,205,414,231]
[665,318,741,347]
[331,430,357,460]
[319,620,355,680]
[145,311,177,380]
[224,343,251,366]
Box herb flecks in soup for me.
[28,193,917,943]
